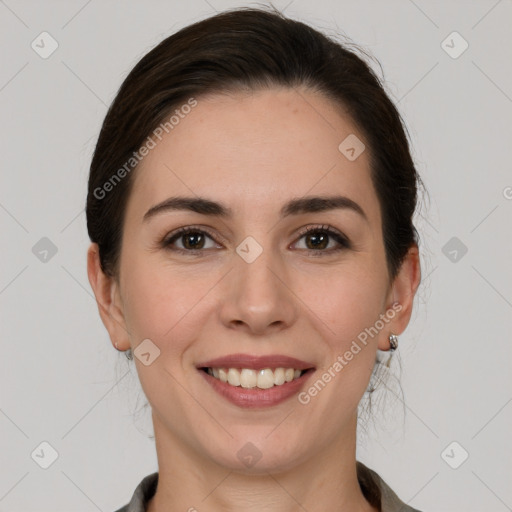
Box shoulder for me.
[356,461,423,512]
[113,472,159,512]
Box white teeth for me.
[257,369,275,389]
[240,369,257,388]
[218,368,228,383]
[274,367,285,385]
[227,368,241,386]
[206,367,305,389]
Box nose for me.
[219,244,298,336]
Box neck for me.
[147,412,377,512]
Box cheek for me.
[306,266,386,399]
[120,257,186,343]
[304,263,388,344]
[121,256,215,364]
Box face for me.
[100,87,409,473]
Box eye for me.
[161,226,220,254]
[293,224,351,254]
[161,224,351,256]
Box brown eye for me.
[294,225,350,254]
[304,231,329,250]
[162,227,218,253]
[180,231,206,250]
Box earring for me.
[115,341,133,360]
[384,334,398,369]
[388,334,398,351]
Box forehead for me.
[126,87,380,226]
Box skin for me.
[88,86,420,512]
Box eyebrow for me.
[143,195,368,223]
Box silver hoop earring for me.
[389,334,399,351]
[125,349,133,360]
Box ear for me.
[378,244,421,350]
[86,243,131,351]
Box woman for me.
[86,7,423,512]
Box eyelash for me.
[160,224,351,256]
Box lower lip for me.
[199,369,314,408]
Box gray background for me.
[1,0,511,510]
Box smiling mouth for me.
[200,367,311,389]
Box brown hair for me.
[87,6,424,284]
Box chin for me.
[204,436,311,476]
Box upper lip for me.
[197,353,315,371]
